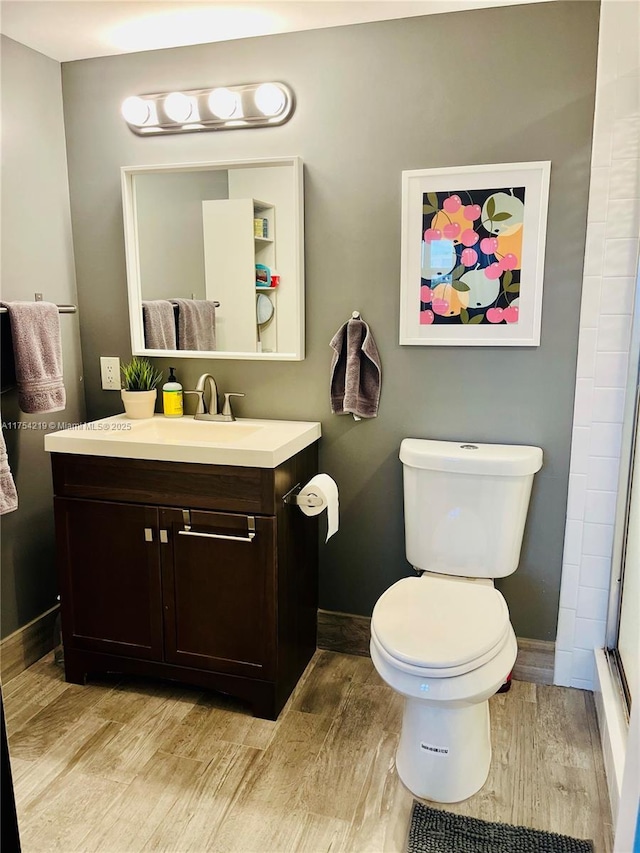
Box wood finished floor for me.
[4,651,613,853]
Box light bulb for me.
[208,88,240,120]
[163,92,196,123]
[121,96,153,126]
[254,83,286,117]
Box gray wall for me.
[1,37,86,639]
[61,2,599,641]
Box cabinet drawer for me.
[51,453,275,514]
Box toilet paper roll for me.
[298,474,339,542]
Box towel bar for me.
[0,304,76,314]
[169,300,220,309]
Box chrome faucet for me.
[185,373,244,421]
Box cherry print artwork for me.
[419,186,525,327]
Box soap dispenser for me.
[162,367,183,418]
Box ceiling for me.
[0,0,548,63]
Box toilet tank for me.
[400,439,543,579]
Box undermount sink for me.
[44,414,321,468]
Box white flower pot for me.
[121,389,157,419]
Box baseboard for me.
[318,609,371,656]
[0,605,59,683]
[512,637,555,686]
[318,609,556,686]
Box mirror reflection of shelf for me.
[253,200,275,254]
[202,197,277,353]
[253,200,277,353]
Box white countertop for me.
[44,414,321,468]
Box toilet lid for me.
[371,575,510,670]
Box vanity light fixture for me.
[121,81,293,135]
[208,87,242,120]
[254,83,286,117]
[121,95,158,128]
[163,91,199,123]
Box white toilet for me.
[370,438,543,803]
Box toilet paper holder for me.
[282,482,324,508]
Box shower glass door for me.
[608,261,640,712]
[614,400,639,708]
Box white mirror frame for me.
[121,156,305,361]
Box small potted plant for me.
[120,356,162,419]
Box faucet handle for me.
[184,389,206,414]
[222,392,245,418]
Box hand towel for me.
[0,431,18,515]
[1,301,66,413]
[171,299,217,351]
[330,318,382,420]
[142,300,177,350]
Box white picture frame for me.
[399,161,551,347]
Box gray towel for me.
[0,430,18,515]
[142,300,177,349]
[330,318,382,420]
[172,299,216,351]
[1,301,66,413]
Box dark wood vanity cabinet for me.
[51,445,318,719]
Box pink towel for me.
[0,431,18,515]
[1,301,66,413]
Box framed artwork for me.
[399,161,551,346]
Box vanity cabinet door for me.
[54,498,164,661]
[160,508,277,679]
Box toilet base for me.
[396,696,492,803]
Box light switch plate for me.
[100,356,121,390]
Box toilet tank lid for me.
[400,439,543,476]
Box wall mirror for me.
[121,156,304,360]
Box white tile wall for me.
[592,388,626,422]
[584,489,618,524]
[580,554,613,590]
[587,455,622,492]
[554,649,573,685]
[599,276,635,314]
[582,522,615,558]
[597,314,632,351]
[594,351,630,388]
[554,0,640,691]
[567,473,588,519]
[589,422,624,457]
[609,159,640,199]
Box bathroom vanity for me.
[46,416,321,719]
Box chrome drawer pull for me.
[178,529,256,543]
[179,510,256,543]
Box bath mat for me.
[407,802,593,853]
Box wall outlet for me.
[100,356,121,391]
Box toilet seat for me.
[371,575,511,678]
